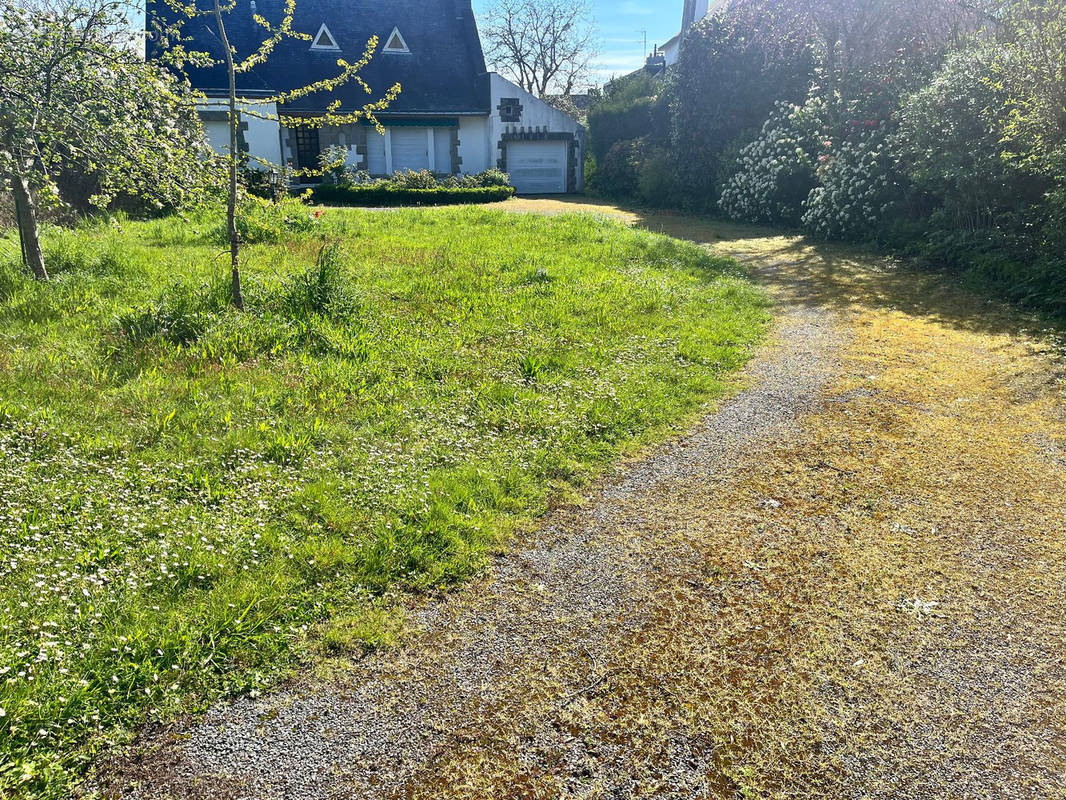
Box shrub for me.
[390,169,439,190]
[667,6,813,210]
[319,145,351,186]
[594,139,645,198]
[211,196,320,245]
[310,184,515,207]
[278,242,357,320]
[587,72,666,162]
[719,99,824,225]
[244,166,293,201]
[896,46,1035,233]
[462,168,511,188]
[637,146,681,207]
[802,127,904,240]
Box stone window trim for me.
[497,97,523,123]
[199,109,250,155]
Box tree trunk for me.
[214,0,245,310]
[11,170,48,281]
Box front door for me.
[293,126,322,180]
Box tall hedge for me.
[667,7,813,210]
[587,72,667,162]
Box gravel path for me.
[98,270,843,800]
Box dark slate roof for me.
[148,0,489,115]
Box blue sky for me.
[471,0,684,86]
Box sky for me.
[471,0,685,87]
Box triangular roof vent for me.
[310,23,339,51]
[383,27,410,53]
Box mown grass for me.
[0,204,768,797]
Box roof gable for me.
[149,0,490,115]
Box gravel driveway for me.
[95,201,1066,800]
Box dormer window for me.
[383,27,410,54]
[310,23,339,51]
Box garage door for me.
[390,127,430,172]
[507,140,568,194]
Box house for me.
[647,0,730,69]
[147,0,585,194]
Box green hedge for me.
[311,184,516,207]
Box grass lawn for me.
[0,204,768,797]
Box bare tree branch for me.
[482,0,597,99]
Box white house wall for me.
[198,100,283,168]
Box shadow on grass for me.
[507,195,1065,360]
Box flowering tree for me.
[0,0,214,281]
[155,0,400,309]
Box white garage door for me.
[391,127,431,172]
[507,140,568,194]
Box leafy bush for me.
[637,146,681,207]
[454,168,511,188]
[210,196,321,245]
[895,46,1032,233]
[319,145,351,186]
[719,99,824,225]
[311,184,515,207]
[587,72,666,163]
[243,166,293,201]
[668,7,813,210]
[594,139,645,199]
[277,242,358,320]
[802,127,904,240]
[390,169,439,190]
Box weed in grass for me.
[517,354,545,384]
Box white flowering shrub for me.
[719,99,825,225]
[801,127,902,240]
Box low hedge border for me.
[311,185,517,207]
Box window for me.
[383,27,410,54]
[310,23,339,51]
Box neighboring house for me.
[147,0,584,194]
[648,0,730,69]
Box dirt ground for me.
[95,199,1066,800]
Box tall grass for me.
[0,206,768,797]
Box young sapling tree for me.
[155,0,401,309]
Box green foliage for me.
[667,6,814,210]
[277,242,357,320]
[719,99,824,225]
[0,208,769,798]
[117,288,211,346]
[895,46,1021,229]
[593,139,646,199]
[587,72,666,163]
[311,184,516,207]
[0,0,217,216]
[636,146,682,208]
[803,127,904,240]
[214,196,322,245]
